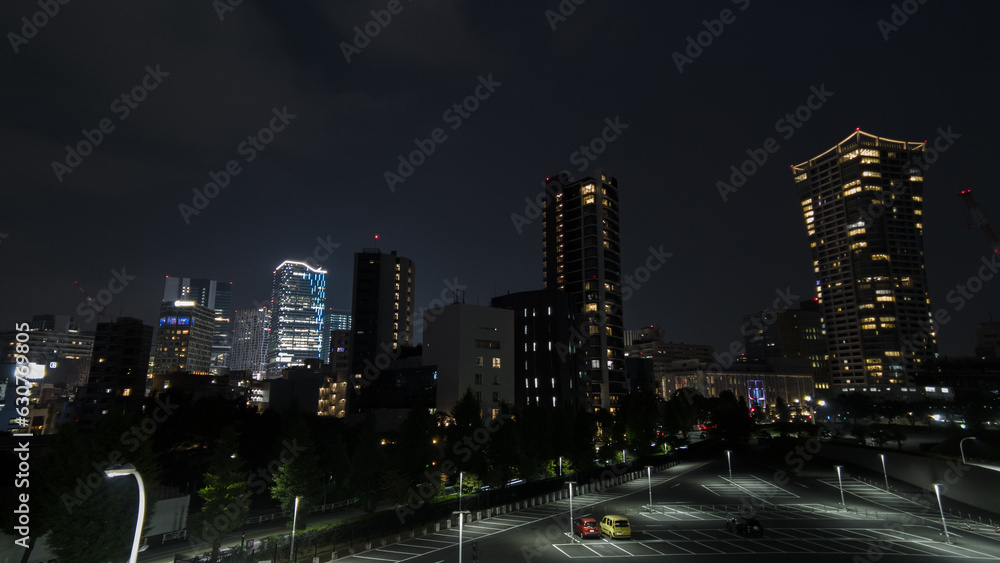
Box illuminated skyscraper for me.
[163,276,233,374]
[542,170,625,412]
[793,130,937,395]
[230,306,269,377]
[266,261,327,377]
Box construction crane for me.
[959,190,1000,254]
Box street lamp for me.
[567,481,577,537]
[103,464,145,563]
[453,510,471,563]
[646,466,653,513]
[960,437,976,465]
[459,471,464,512]
[290,496,301,560]
[559,456,563,477]
[835,465,846,509]
[880,454,889,490]
[933,483,952,543]
[725,450,732,482]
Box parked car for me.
[726,516,764,537]
[573,517,601,538]
[599,514,631,539]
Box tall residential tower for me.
[793,131,937,395]
[542,170,625,412]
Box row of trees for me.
[1,384,762,563]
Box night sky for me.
[3,1,1000,358]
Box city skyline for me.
[3,2,1000,361]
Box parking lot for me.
[552,526,999,558]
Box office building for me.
[266,261,328,377]
[424,303,514,420]
[0,314,94,391]
[230,307,270,377]
[328,308,352,331]
[542,170,625,412]
[151,300,215,375]
[163,277,233,374]
[491,288,580,409]
[793,131,936,395]
[742,300,830,392]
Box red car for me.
[573,517,601,539]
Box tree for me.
[193,427,249,561]
[850,424,869,446]
[270,409,323,527]
[44,416,160,563]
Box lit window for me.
[492,357,501,368]
[475,356,484,367]
[583,195,595,205]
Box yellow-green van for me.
[599,514,631,539]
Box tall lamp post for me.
[933,483,952,543]
[290,496,301,560]
[459,471,464,512]
[835,465,846,509]
[104,464,145,563]
[453,510,471,562]
[880,454,889,490]
[567,481,577,536]
[725,450,732,482]
[559,456,563,477]
[960,437,976,465]
[646,466,654,513]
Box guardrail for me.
[244,497,360,526]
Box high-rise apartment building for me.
[163,277,233,373]
[0,314,94,391]
[230,307,270,377]
[349,249,415,410]
[151,300,215,374]
[793,131,937,394]
[266,261,328,377]
[542,170,625,412]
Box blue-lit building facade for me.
[151,300,215,375]
[266,261,328,377]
